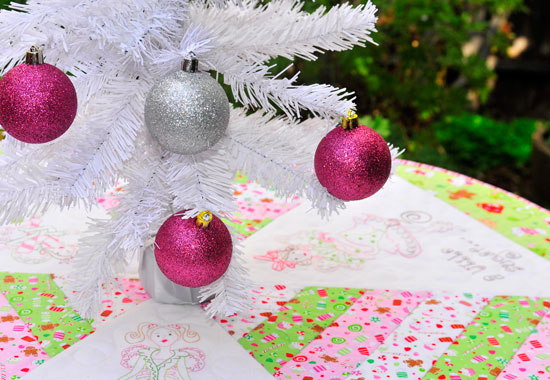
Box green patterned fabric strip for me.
[238,286,364,374]
[0,272,94,357]
[422,296,550,380]
[223,217,274,239]
[396,160,550,260]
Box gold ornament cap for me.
[342,110,359,130]
[26,45,44,65]
[196,211,213,228]
[0,129,5,141]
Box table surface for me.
[1,159,549,380]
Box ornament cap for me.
[342,110,359,130]
[0,129,5,142]
[182,54,199,73]
[25,45,44,65]
[196,211,213,228]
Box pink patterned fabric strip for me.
[277,289,430,380]
[0,292,49,379]
[497,311,550,380]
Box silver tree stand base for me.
[139,244,203,305]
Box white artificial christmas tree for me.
[0,0,400,317]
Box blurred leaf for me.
[359,114,407,149]
[434,113,537,173]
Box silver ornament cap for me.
[144,57,230,155]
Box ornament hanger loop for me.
[196,210,213,228]
[26,45,44,65]
[342,109,359,130]
[182,52,199,73]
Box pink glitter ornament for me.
[154,210,233,288]
[314,111,392,201]
[0,46,77,144]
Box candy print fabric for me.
[96,184,124,212]
[351,292,488,380]
[497,312,550,380]
[210,284,298,340]
[424,296,550,380]
[53,276,150,326]
[96,277,150,325]
[238,286,364,375]
[224,177,301,240]
[396,160,550,260]
[0,293,49,379]
[0,272,94,357]
[278,289,430,380]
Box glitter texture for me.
[144,70,230,155]
[154,211,233,288]
[0,63,77,144]
[314,124,392,201]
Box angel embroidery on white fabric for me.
[119,323,205,380]
[253,212,445,272]
[0,216,77,264]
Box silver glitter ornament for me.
[144,57,230,154]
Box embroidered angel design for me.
[119,323,205,380]
[0,216,77,264]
